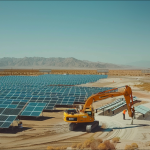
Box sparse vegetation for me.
[98,143,107,150]
[145,141,150,146]
[71,143,78,148]
[124,143,139,150]
[54,147,60,150]
[47,146,54,150]
[135,82,150,91]
[103,140,115,150]
[131,143,138,149]
[76,143,83,149]
[47,145,68,150]
[60,146,67,150]
[112,137,120,143]
[82,139,94,148]
[90,139,103,150]
[47,138,116,150]
[124,144,134,150]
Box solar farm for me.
[1,74,150,150]
[0,74,112,129]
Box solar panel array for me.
[0,74,109,128]
[0,75,109,109]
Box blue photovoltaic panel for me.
[135,105,150,114]
[0,103,25,116]
[0,104,8,108]
[0,100,28,128]
[20,102,46,116]
[0,115,17,128]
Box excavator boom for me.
[83,85,134,117]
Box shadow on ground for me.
[73,125,103,133]
[102,124,150,131]
[43,109,64,112]
[0,126,31,134]
[18,116,54,121]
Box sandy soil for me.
[0,76,150,150]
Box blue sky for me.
[0,1,150,64]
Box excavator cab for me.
[84,106,95,117]
[85,111,92,116]
[65,108,77,114]
[84,107,94,117]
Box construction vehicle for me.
[64,85,135,132]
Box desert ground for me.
[0,76,150,150]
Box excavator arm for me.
[83,85,135,117]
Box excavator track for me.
[69,121,99,133]
[69,123,79,131]
[86,121,99,133]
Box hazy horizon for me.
[1,1,150,64]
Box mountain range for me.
[0,57,148,69]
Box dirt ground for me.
[0,76,150,150]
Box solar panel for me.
[0,108,5,114]
[1,122,12,128]
[0,104,8,108]
[0,115,17,128]
[2,108,21,115]
[20,102,46,116]
[135,105,150,114]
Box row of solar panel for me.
[97,97,137,112]
[0,88,108,92]
[0,102,47,128]
[0,87,110,92]
[135,105,150,114]
[0,98,75,110]
[0,88,113,106]
[0,85,107,88]
[0,75,106,78]
[0,75,107,85]
[0,93,104,96]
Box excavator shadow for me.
[101,124,150,131]
[100,127,113,132]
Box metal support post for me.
[131,117,133,125]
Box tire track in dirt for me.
[1,123,106,150]
[95,114,138,142]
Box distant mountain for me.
[125,60,150,69]
[0,57,133,69]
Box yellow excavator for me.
[64,85,135,132]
